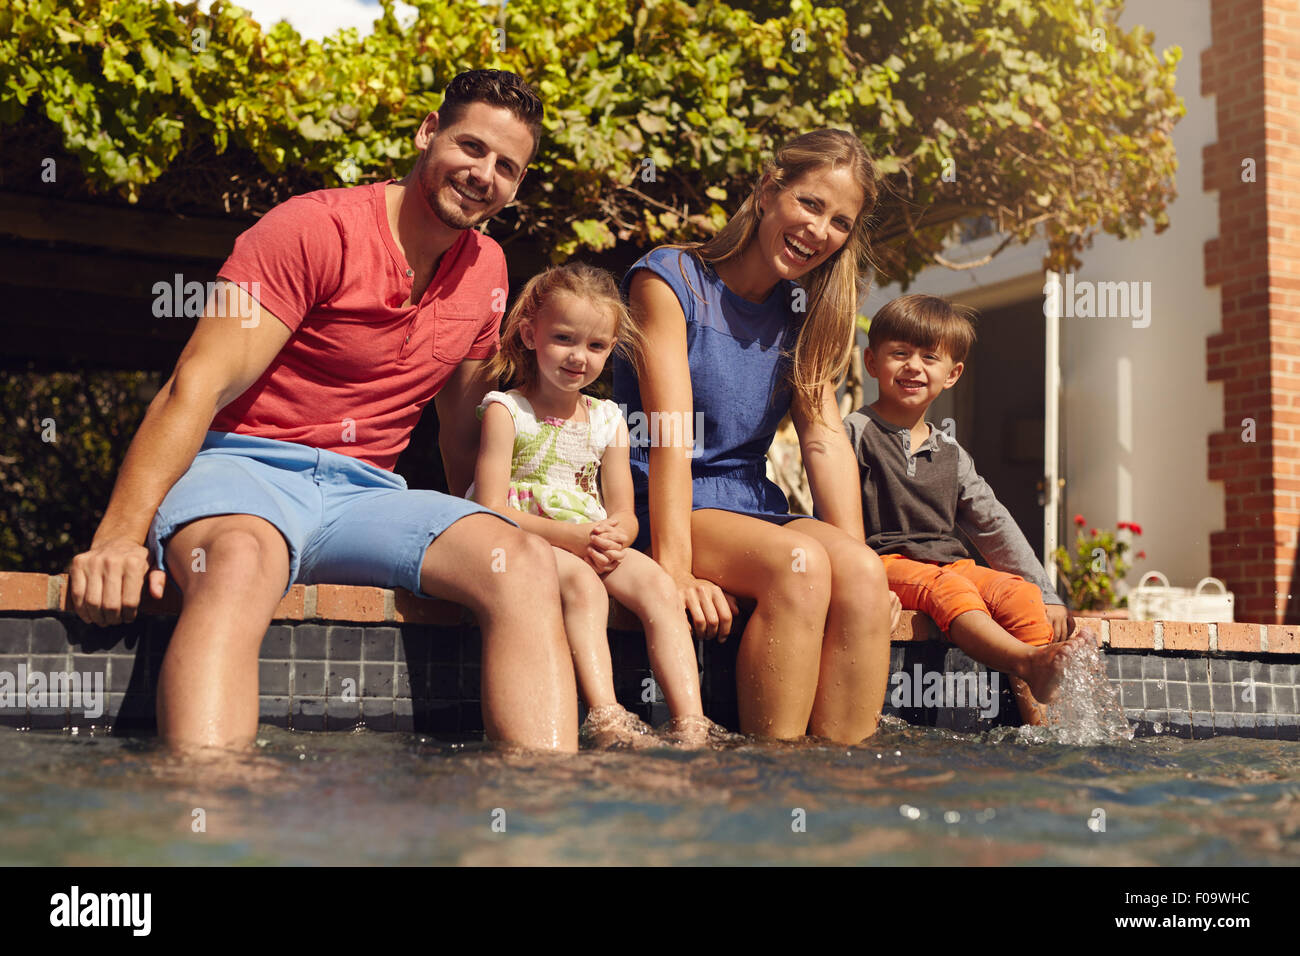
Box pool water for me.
[2,720,1297,865]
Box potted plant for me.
[1052,516,1146,617]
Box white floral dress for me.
[471,389,623,523]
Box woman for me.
[612,128,899,744]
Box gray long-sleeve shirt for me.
[843,404,1064,606]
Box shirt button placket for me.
[403,268,415,346]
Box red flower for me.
[1137,550,1147,559]
[1090,528,1098,536]
[1117,521,1130,531]
[1129,523,1143,535]
[1074,514,1086,526]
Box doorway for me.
[933,296,1047,559]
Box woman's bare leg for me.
[787,518,893,742]
[689,510,831,738]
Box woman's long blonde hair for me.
[486,262,644,391]
[653,128,879,422]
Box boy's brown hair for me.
[867,293,977,364]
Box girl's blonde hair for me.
[650,128,879,422]
[486,262,644,391]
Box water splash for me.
[579,704,656,750]
[1021,638,1133,746]
[578,708,749,751]
[658,714,741,749]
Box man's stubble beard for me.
[420,157,493,232]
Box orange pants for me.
[881,555,1053,647]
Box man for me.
[67,70,578,753]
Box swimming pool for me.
[2,720,1296,866]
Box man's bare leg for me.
[786,518,895,743]
[419,515,578,752]
[157,514,290,749]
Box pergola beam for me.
[0,191,248,259]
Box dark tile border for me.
[0,615,1296,741]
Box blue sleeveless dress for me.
[611,246,805,552]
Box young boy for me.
[846,294,1081,724]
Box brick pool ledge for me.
[5,571,1299,652]
[1,571,1298,740]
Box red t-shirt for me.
[212,180,507,471]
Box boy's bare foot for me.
[1008,675,1049,726]
[580,704,655,749]
[1021,634,1084,704]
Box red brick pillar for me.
[1204,0,1300,624]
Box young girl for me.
[469,263,707,746]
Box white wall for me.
[863,0,1223,593]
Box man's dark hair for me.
[438,69,544,163]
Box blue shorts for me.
[146,430,514,599]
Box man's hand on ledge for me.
[68,536,167,627]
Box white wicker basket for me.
[1128,571,1185,621]
[1183,577,1235,623]
[1129,571,1234,623]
